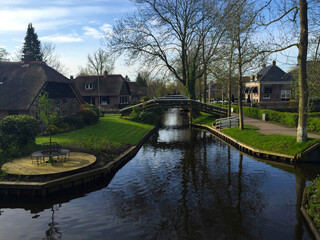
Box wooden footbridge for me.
[120,95,227,116]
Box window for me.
[263,94,270,99]
[281,90,291,101]
[85,83,93,90]
[100,96,110,105]
[264,86,272,93]
[120,96,129,104]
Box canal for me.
[0,109,319,239]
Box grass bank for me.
[193,112,217,126]
[36,114,154,146]
[222,125,318,155]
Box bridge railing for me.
[120,98,227,116]
[215,116,239,130]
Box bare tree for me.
[107,0,226,100]
[260,0,313,142]
[78,48,114,75]
[0,48,9,61]
[41,42,68,75]
[222,0,269,129]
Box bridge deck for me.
[120,97,227,117]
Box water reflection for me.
[44,205,62,240]
[0,109,317,239]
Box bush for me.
[305,176,320,229]
[84,104,102,117]
[76,109,99,125]
[0,115,40,151]
[53,117,72,133]
[307,117,320,134]
[63,116,85,129]
[81,135,111,155]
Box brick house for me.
[0,61,83,119]
[244,61,293,103]
[73,72,131,110]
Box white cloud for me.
[40,34,82,43]
[0,8,70,32]
[100,23,113,38]
[83,26,103,39]
[83,23,113,39]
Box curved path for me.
[231,113,320,139]
[1,152,96,175]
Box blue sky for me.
[0,0,138,78]
[0,0,299,80]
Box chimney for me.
[272,60,276,66]
[104,71,108,76]
[70,75,74,80]
[23,55,32,64]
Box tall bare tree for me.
[260,0,313,142]
[107,0,225,100]
[78,48,114,75]
[223,0,269,129]
[41,42,68,75]
[0,48,9,61]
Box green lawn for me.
[193,112,217,126]
[36,114,154,146]
[222,125,319,155]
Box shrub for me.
[76,109,99,125]
[305,177,320,229]
[81,135,111,155]
[63,116,85,129]
[307,117,320,134]
[53,117,72,133]
[84,104,101,117]
[0,115,40,151]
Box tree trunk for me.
[227,81,232,117]
[237,40,244,130]
[297,0,308,142]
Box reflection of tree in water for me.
[43,204,62,240]
[105,127,307,239]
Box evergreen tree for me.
[22,23,43,61]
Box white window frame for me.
[85,83,93,90]
[101,96,110,105]
[281,90,291,100]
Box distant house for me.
[128,82,152,104]
[0,61,83,119]
[244,61,293,103]
[73,72,131,110]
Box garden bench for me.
[31,142,70,165]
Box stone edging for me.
[0,126,158,196]
[192,124,296,163]
[301,188,320,240]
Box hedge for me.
[231,105,320,134]
[0,115,40,154]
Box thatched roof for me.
[128,82,151,96]
[73,74,131,96]
[0,61,82,111]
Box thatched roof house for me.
[73,73,131,110]
[0,61,83,119]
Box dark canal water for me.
[0,109,319,239]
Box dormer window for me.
[85,83,93,90]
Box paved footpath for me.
[231,113,320,139]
